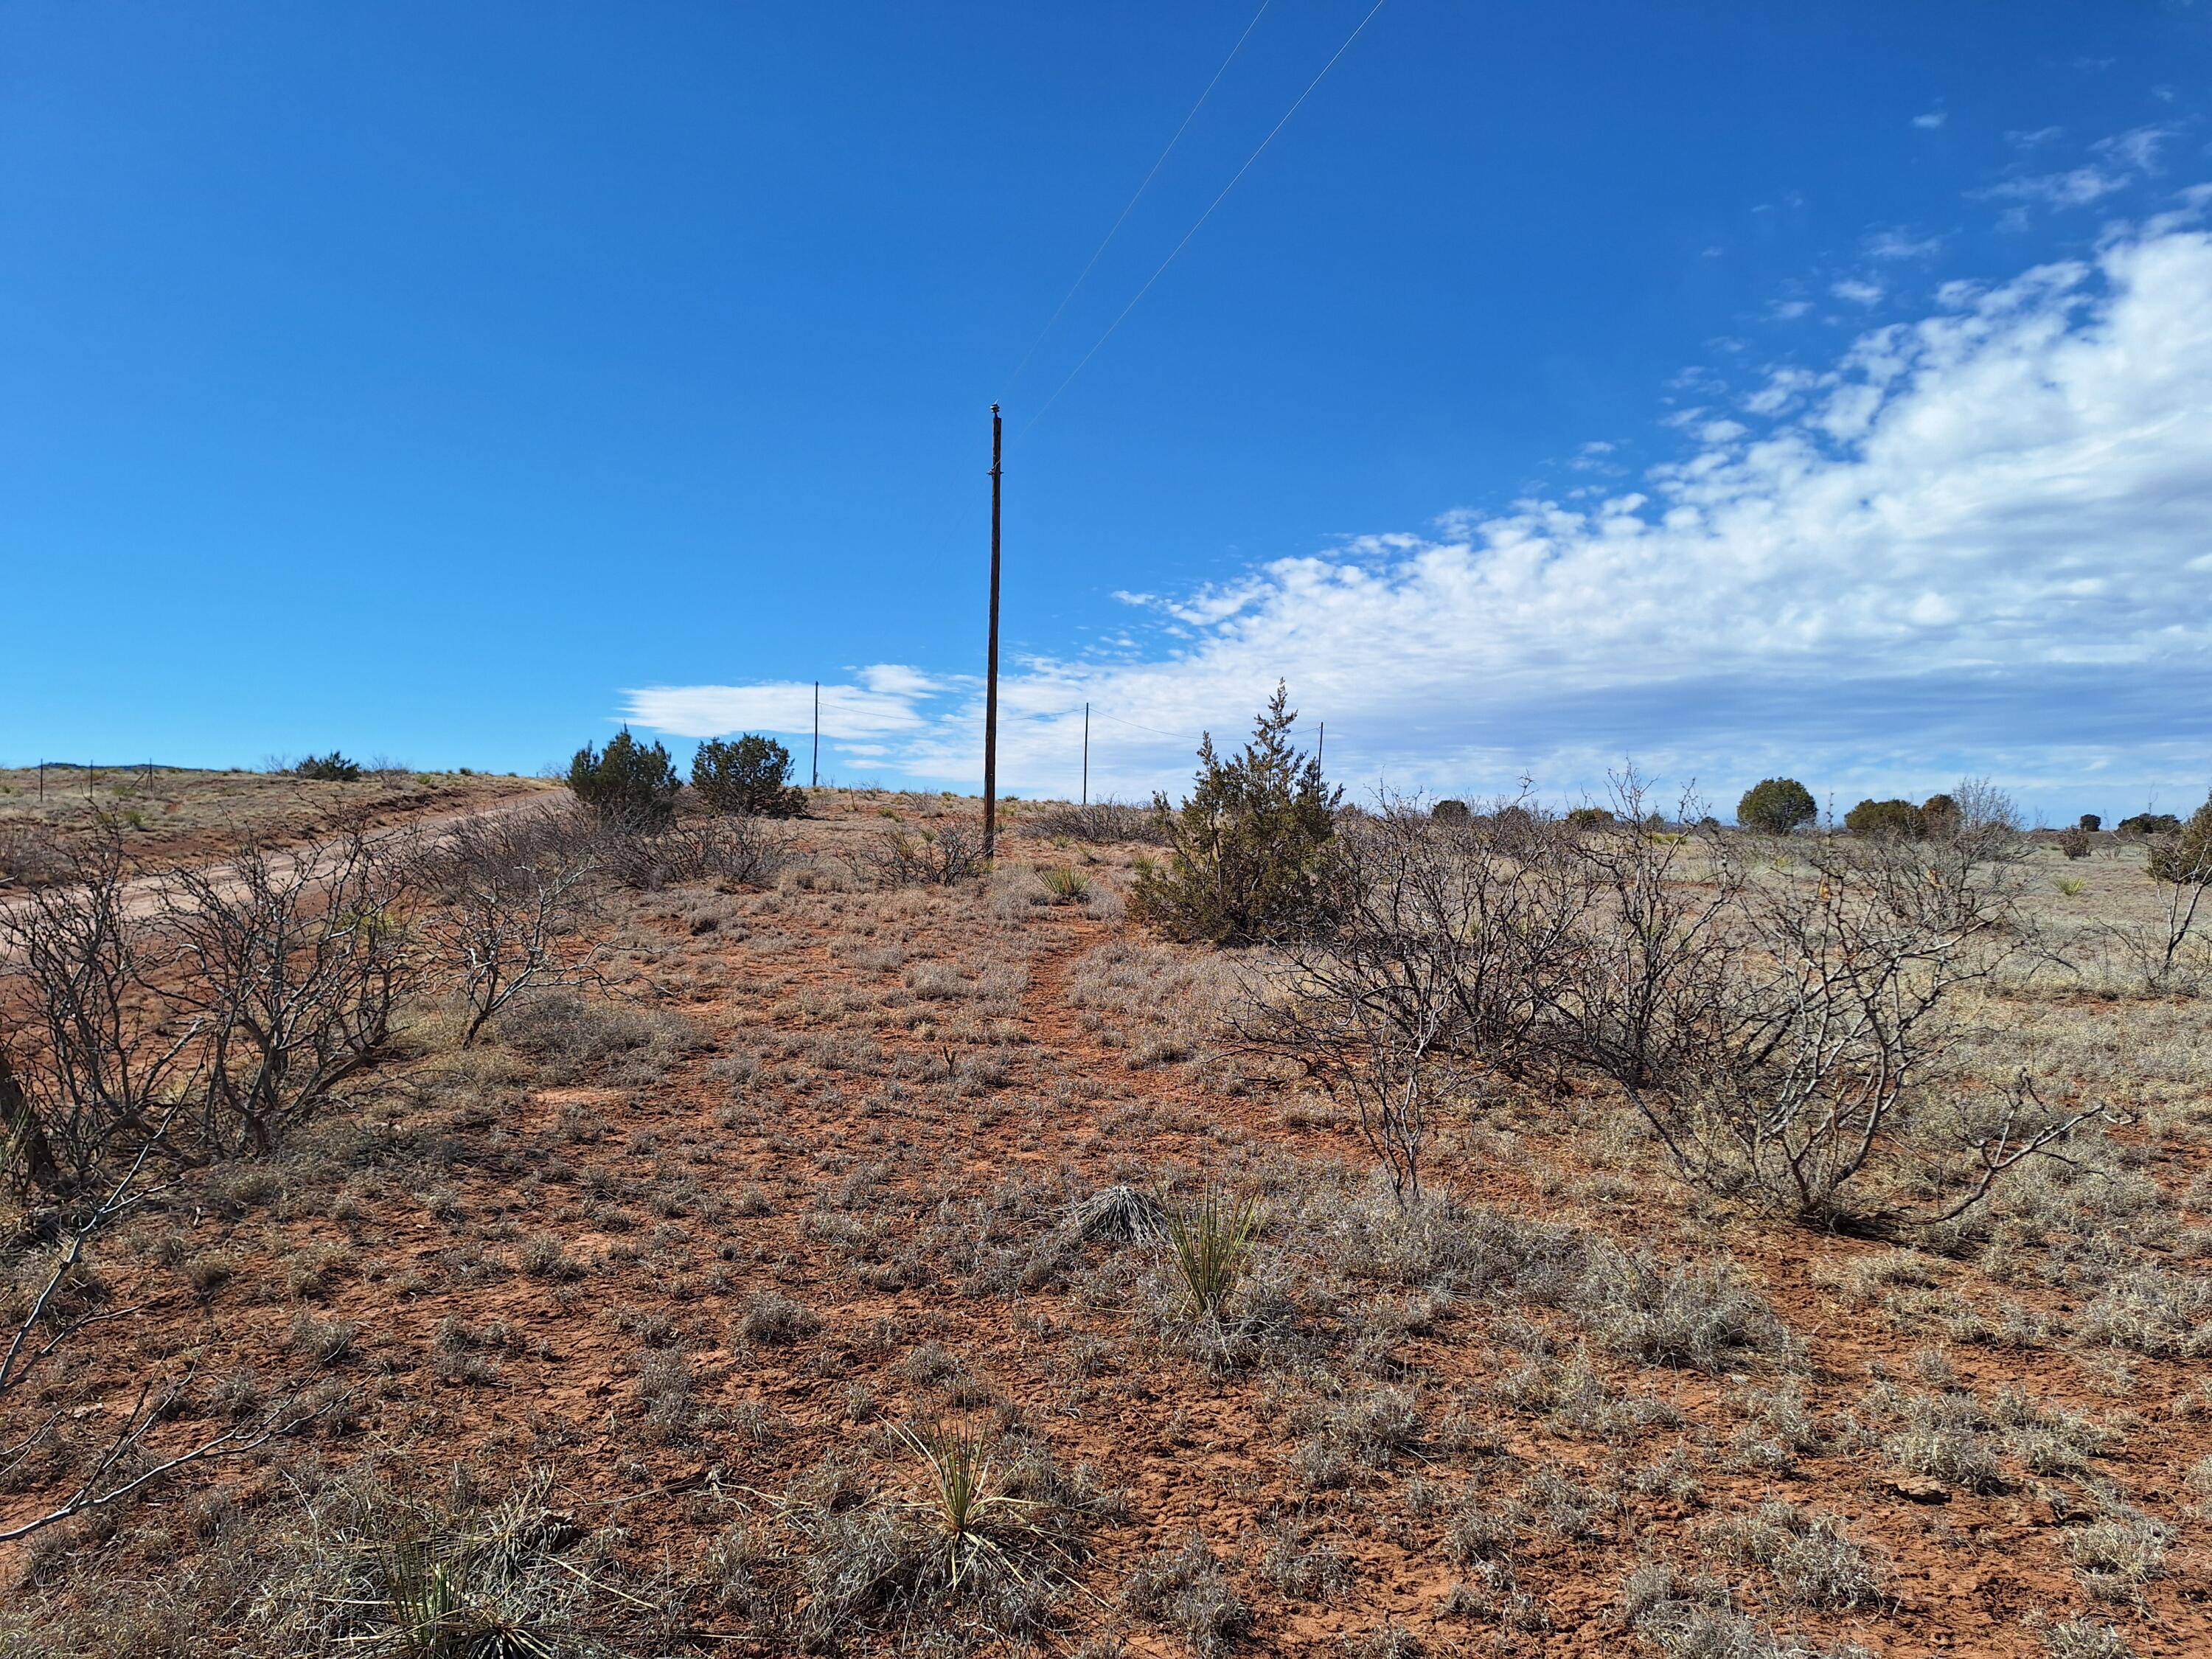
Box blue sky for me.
[5,3,2210,822]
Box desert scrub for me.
[1573,1245,1798,1371]
[1703,1501,1882,1612]
[781,1427,1108,1649]
[496,988,703,1085]
[1120,1535,1252,1658]
[246,1467,641,1656]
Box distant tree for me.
[2079,813,2102,833]
[692,735,807,818]
[295,752,363,782]
[2118,812,2182,838]
[1844,798,1924,841]
[1130,682,1348,947]
[567,728,679,824]
[1430,799,1470,824]
[1566,806,1615,830]
[1737,778,1816,836]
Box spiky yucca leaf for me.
[1164,1189,1262,1321]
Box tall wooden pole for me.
[1082,702,1089,806]
[812,681,820,788]
[982,405,1003,858]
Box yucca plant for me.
[380,1531,563,1658]
[1163,1189,1262,1322]
[1040,866,1091,902]
[897,1421,1048,1596]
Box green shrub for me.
[691,734,807,818]
[295,751,363,782]
[1566,806,1615,830]
[1129,682,1348,946]
[2118,811,2182,838]
[1737,778,1816,835]
[1430,799,1470,824]
[2079,813,2102,833]
[567,728,679,823]
[2146,796,2212,886]
[1844,798,1924,840]
[1920,793,1960,836]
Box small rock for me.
[1891,1477,1950,1504]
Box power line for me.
[1018,0,1390,441]
[998,0,1275,402]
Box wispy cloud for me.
[621,672,941,740]
[1911,110,1947,131]
[1865,229,1945,261]
[625,206,2212,815]
[1982,124,2171,212]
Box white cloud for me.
[1866,229,1945,260]
[621,678,933,740]
[1912,111,1947,130]
[625,206,2212,817]
[1830,278,1885,306]
[1983,125,2172,212]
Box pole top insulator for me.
[990,403,1001,415]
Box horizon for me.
[6,4,2211,821]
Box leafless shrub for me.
[852,824,987,888]
[153,829,415,1161]
[599,811,789,892]
[411,806,602,1047]
[0,822,62,890]
[1574,776,2101,1228]
[1242,791,1587,1201]
[1018,799,1169,846]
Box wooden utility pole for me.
[1082,702,1090,806]
[812,681,820,788]
[982,404,1004,858]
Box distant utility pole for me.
[1317,722,1325,769]
[1082,702,1090,807]
[812,681,820,789]
[981,404,1004,858]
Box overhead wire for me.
[1017,0,1391,441]
[998,0,1276,403]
